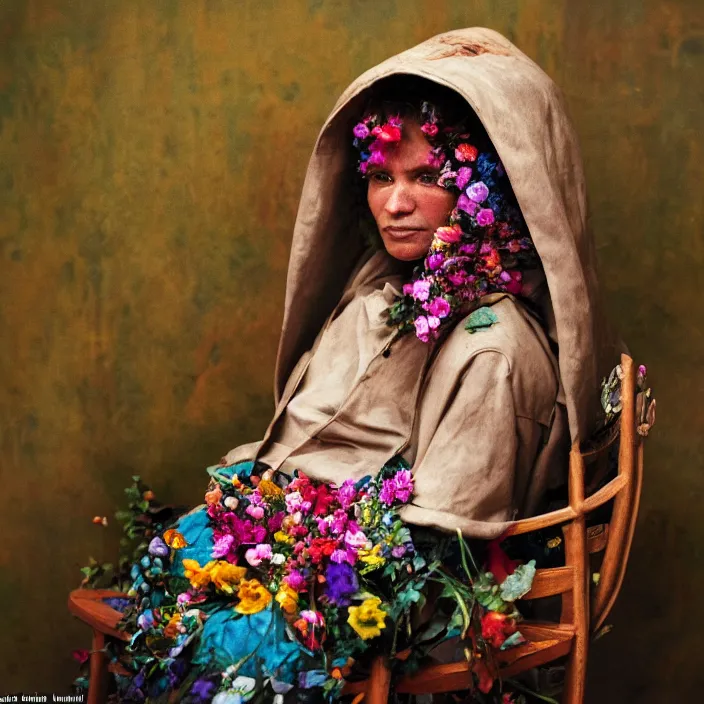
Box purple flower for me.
[402,282,414,296]
[137,610,156,632]
[427,297,451,319]
[368,149,385,166]
[476,208,495,226]
[353,123,370,139]
[331,548,356,565]
[456,167,473,190]
[324,563,359,606]
[457,193,478,215]
[426,252,445,271]
[148,536,169,558]
[190,678,216,701]
[379,478,397,505]
[412,279,431,302]
[392,545,407,558]
[459,243,478,255]
[467,181,490,203]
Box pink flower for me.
[421,122,439,136]
[414,316,430,342]
[344,528,369,550]
[459,243,478,255]
[455,143,478,162]
[387,114,403,128]
[353,123,370,139]
[476,208,495,226]
[246,505,265,520]
[336,482,357,510]
[402,282,414,296]
[331,548,356,565]
[285,491,304,513]
[371,126,382,136]
[212,534,235,558]
[427,297,451,318]
[359,161,368,174]
[435,224,463,244]
[412,279,432,302]
[245,543,273,566]
[300,610,325,626]
[330,508,349,534]
[427,315,441,330]
[448,271,468,286]
[393,469,414,502]
[315,517,330,536]
[467,181,489,203]
[456,167,473,190]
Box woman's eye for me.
[418,172,439,185]
[369,172,392,184]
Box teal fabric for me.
[169,461,307,684]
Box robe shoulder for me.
[431,296,559,426]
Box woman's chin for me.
[382,238,431,262]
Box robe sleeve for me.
[398,350,544,540]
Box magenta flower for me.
[412,279,431,302]
[392,469,414,502]
[337,480,357,510]
[448,271,468,286]
[467,181,490,203]
[427,252,445,271]
[387,114,403,128]
[212,533,235,558]
[402,282,414,296]
[459,243,478,255]
[457,193,478,215]
[284,569,306,591]
[505,270,523,295]
[353,123,370,139]
[421,122,439,136]
[368,149,385,166]
[427,297,451,318]
[456,167,473,190]
[359,161,368,174]
[427,315,441,331]
[285,491,304,513]
[476,208,495,226]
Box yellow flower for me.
[207,561,248,594]
[358,544,386,568]
[182,559,215,590]
[275,584,299,615]
[274,530,295,545]
[258,479,284,498]
[234,579,273,615]
[347,597,387,640]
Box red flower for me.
[308,538,337,564]
[378,124,402,143]
[72,649,90,665]
[481,611,517,649]
[455,143,478,162]
[313,484,335,516]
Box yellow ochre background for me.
[1,1,701,700]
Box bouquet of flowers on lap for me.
[74,458,539,704]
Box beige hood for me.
[274,27,620,445]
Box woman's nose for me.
[384,182,415,216]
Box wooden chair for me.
[343,354,651,703]
[68,354,651,704]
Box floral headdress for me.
[353,101,540,343]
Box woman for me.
[108,27,620,703]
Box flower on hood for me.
[455,143,478,162]
[456,166,473,190]
[353,122,369,139]
[476,208,496,226]
[435,224,463,244]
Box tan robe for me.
[222,27,621,540]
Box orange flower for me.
[205,484,223,505]
[258,479,284,498]
[275,584,299,615]
[163,529,188,549]
[182,559,214,590]
[208,562,247,594]
[234,579,273,614]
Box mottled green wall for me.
[0,0,701,699]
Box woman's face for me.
[366,119,457,261]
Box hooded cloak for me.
[223,28,621,539]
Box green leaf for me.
[499,560,537,602]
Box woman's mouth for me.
[384,226,426,239]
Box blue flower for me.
[190,678,216,701]
[324,563,359,606]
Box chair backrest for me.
[502,352,648,634]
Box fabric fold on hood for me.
[274,27,621,444]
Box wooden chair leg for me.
[367,655,392,704]
[87,630,107,704]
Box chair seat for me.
[342,622,575,696]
